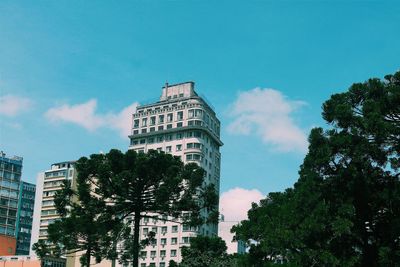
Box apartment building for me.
[15,181,36,255]
[128,82,223,266]
[30,161,76,256]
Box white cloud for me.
[218,187,264,253]
[219,187,264,222]
[228,88,308,153]
[0,95,32,116]
[45,99,138,138]
[105,103,139,138]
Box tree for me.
[34,174,119,267]
[76,149,219,267]
[233,71,400,266]
[179,236,237,267]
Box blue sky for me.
[0,1,399,204]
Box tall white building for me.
[30,161,76,256]
[128,82,223,266]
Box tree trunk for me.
[132,211,141,267]
[86,247,91,267]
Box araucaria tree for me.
[77,149,219,267]
[34,170,118,267]
[233,71,400,266]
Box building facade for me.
[128,82,223,266]
[0,152,23,251]
[15,182,36,255]
[30,162,76,256]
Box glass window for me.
[167,113,173,122]
[171,250,177,257]
[177,111,183,121]
[150,116,156,125]
[142,118,147,127]
[172,225,178,233]
[159,115,164,123]
[134,119,139,128]
[171,237,177,244]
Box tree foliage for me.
[33,171,118,267]
[233,71,400,266]
[76,149,219,267]
[179,236,237,267]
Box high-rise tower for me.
[128,82,223,266]
[30,161,76,256]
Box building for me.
[15,182,36,255]
[30,161,76,256]
[0,152,23,255]
[128,82,223,266]
[0,235,16,256]
[0,255,66,267]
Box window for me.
[134,119,139,128]
[166,146,172,153]
[160,263,166,267]
[171,237,177,244]
[142,118,147,127]
[141,128,147,134]
[150,116,156,126]
[172,225,178,233]
[140,139,146,144]
[157,136,164,142]
[151,227,157,233]
[143,228,148,235]
[166,135,173,141]
[177,111,183,121]
[148,138,154,144]
[188,109,194,118]
[161,238,167,245]
[150,251,156,258]
[167,113,173,122]
[140,264,146,267]
[171,250,177,257]
[176,133,183,139]
[188,120,194,126]
[133,130,139,135]
[182,237,190,244]
[157,147,162,152]
[160,250,166,257]
[140,251,147,258]
[159,115,164,124]
[158,125,164,131]
[177,122,183,127]
[167,124,172,129]
[176,145,182,151]
[195,109,203,118]
[161,226,167,234]
[150,127,155,132]
[186,154,192,161]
